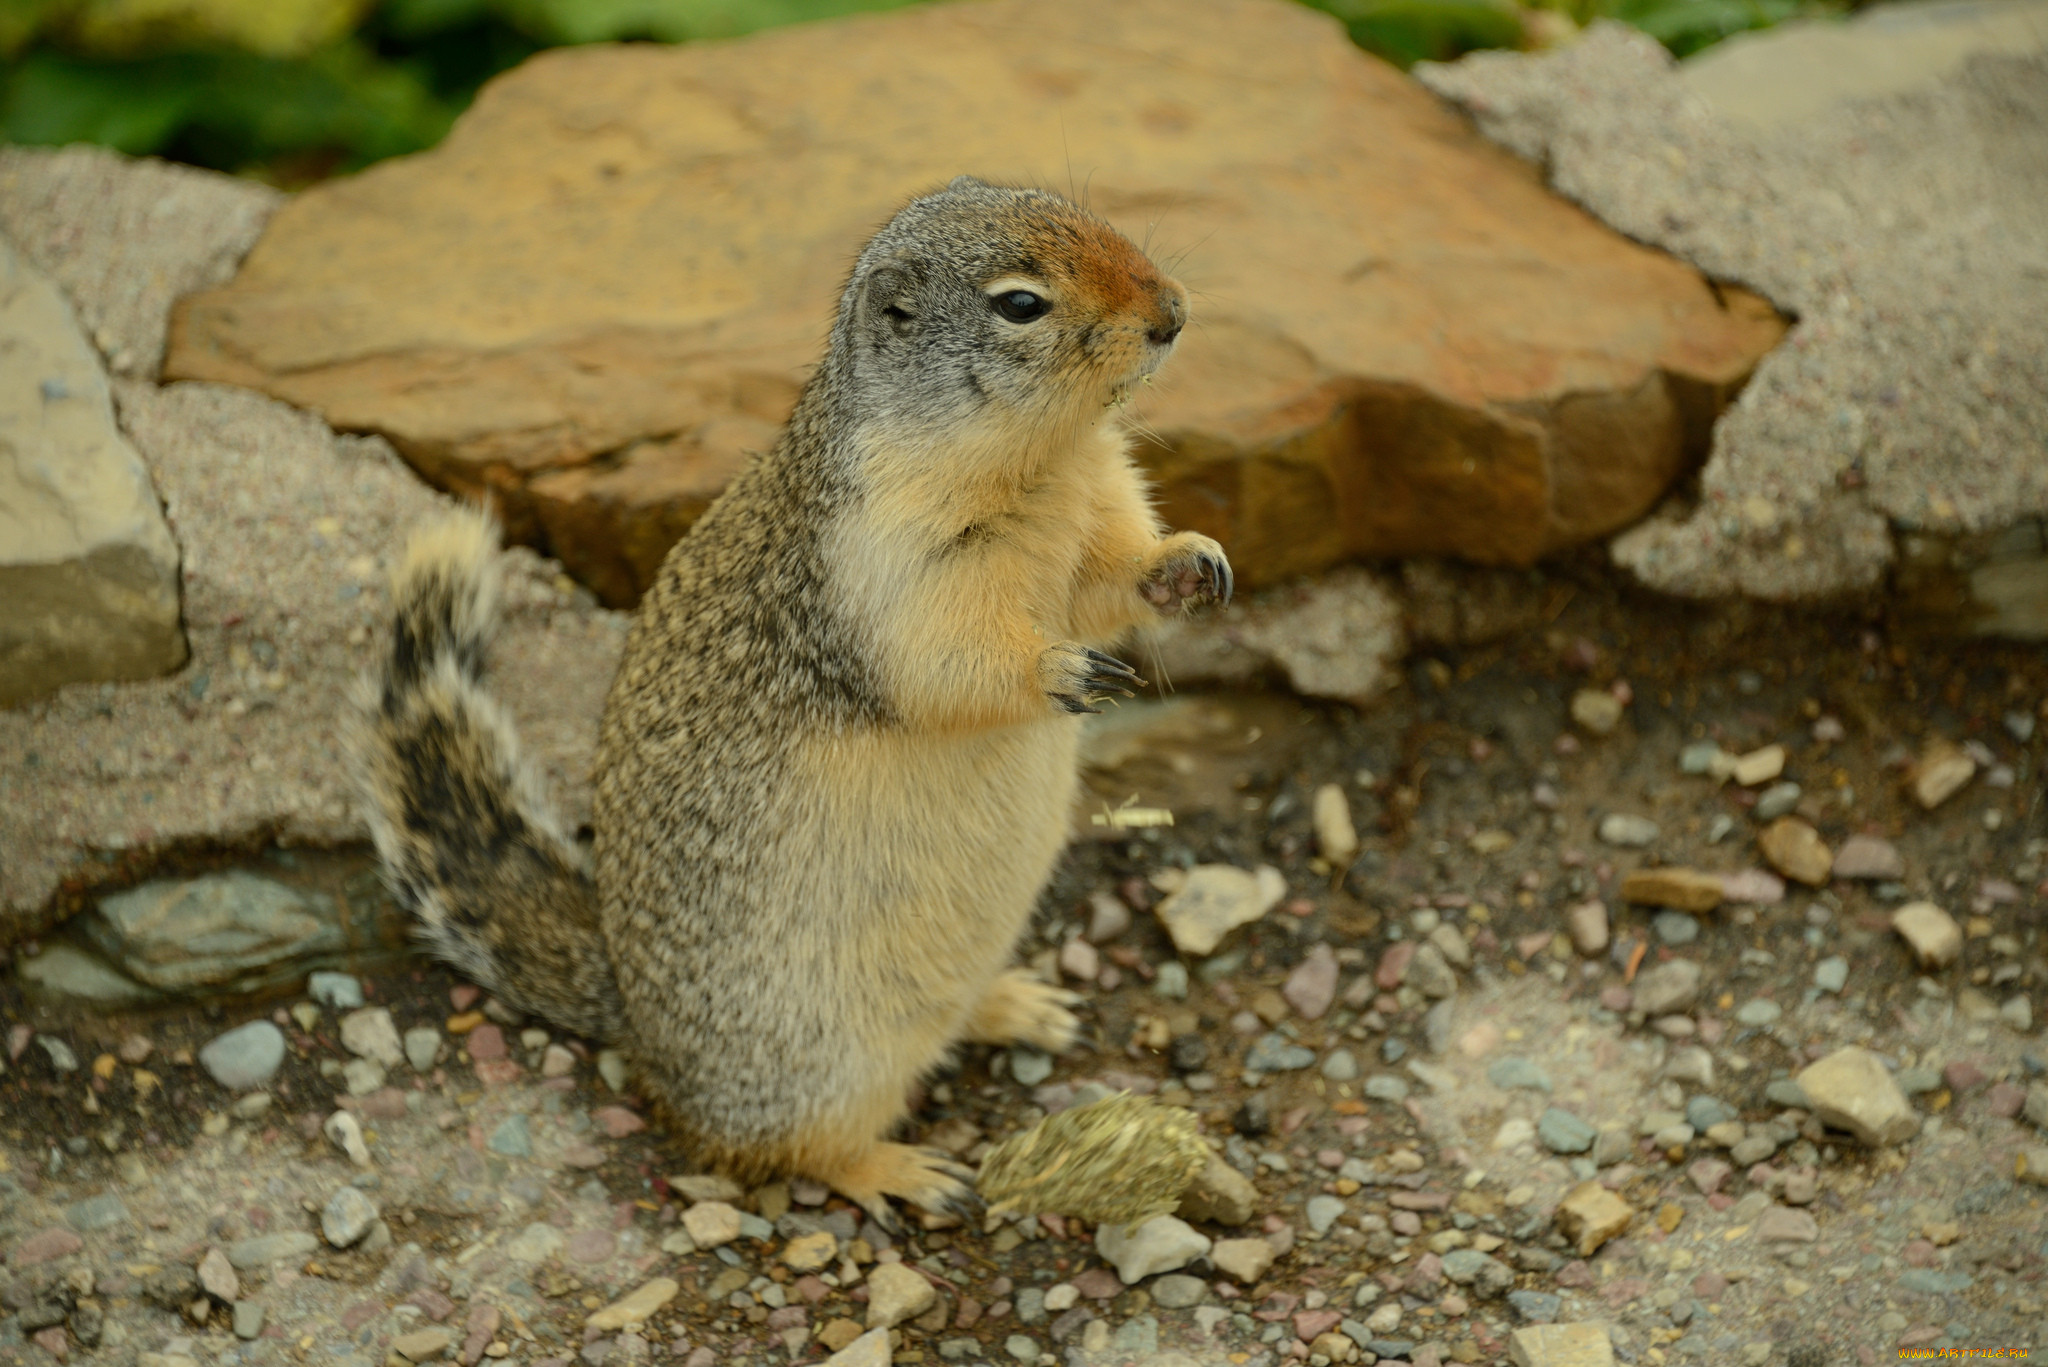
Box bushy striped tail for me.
[347,510,624,1042]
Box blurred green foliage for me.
[0,0,1841,182]
[1301,0,1833,66]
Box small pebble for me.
[1597,814,1658,848]
[1653,911,1700,946]
[307,972,364,1009]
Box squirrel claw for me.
[1040,643,1145,715]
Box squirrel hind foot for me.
[805,1143,981,1232]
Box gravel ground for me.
[1418,28,2048,602]
[4,566,2045,1367]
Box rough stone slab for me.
[1681,0,2048,131]
[84,871,365,995]
[164,0,1782,607]
[0,145,281,378]
[0,235,185,704]
[1151,567,1406,707]
[1420,27,2048,618]
[0,380,624,945]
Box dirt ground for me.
[3,557,2045,1367]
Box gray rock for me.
[1896,1067,1942,1095]
[1734,998,1782,1027]
[15,943,160,1005]
[1153,568,1406,709]
[1423,26,2048,615]
[1364,1073,1410,1102]
[199,1021,286,1090]
[1686,1096,1737,1131]
[89,873,347,996]
[489,1115,532,1158]
[0,143,282,379]
[404,1026,444,1073]
[1896,1269,1973,1295]
[1014,1287,1046,1325]
[1631,959,1703,1016]
[1506,1289,1561,1323]
[1537,1108,1597,1154]
[1004,1335,1039,1363]
[233,1301,265,1340]
[342,1058,387,1096]
[1730,1133,1779,1166]
[307,971,363,1009]
[226,1231,318,1269]
[1320,1048,1359,1082]
[0,234,185,706]
[1440,1248,1515,1297]
[66,1194,129,1231]
[1662,1046,1714,1087]
[1652,911,1699,946]
[1407,942,1457,998]
[1151,1273,1207,1308]
[1112,1315,1160,1356]
[321,1186,379,1247]
[1597,814,1659,847]
[1764,1078,1811,1108]
[1424,997,1457,1054]
[1095,1215,1210,1283]
[1487,1056,1552,1092]
[35,1035,79,1072]
[1678,741,1726,774]
[1813,956,1848,993]
[1009,1047,1054,1087]
[1245,1033,1316,1073]
[0,370,622,957]
[1753,782,1802,820]
[1305,1195,1346,1235]
[1152,960,1189,999]
[2025,1082,2048,1130]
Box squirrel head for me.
[834,176,1188,444]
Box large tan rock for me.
[1,236,186,704]
[165,0,1784,606]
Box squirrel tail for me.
[347,509,625,1042]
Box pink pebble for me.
[592,1106,646,1138]
[466,1024,507,1061]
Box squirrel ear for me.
[863,261,923,338]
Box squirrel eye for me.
[992,290,1049,323]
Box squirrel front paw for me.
[967,969,1084,1053]
[1037,641,1144,715]
[1140,532,1233,615]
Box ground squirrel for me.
[350,176,1232,1222]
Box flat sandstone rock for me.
[165,0,1783,606]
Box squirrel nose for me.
[1147,290,1186,347]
